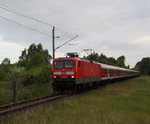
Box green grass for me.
[0,81,12,105]
[1,76,150,124]
[0,81,53,106]
[0,81,10,90]
[17,82,53,102]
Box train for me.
[52,52,140,93]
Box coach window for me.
[110,70,112,74]
[114,70,116,75]
[103,69,107,74]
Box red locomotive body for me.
[52,53,140,93]
[52,57,101,92]
[75,60,101,82]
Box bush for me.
[17,83,52,101]
[23,65,51,85]
[0,65,12,81]
[0,90,12,105]
[0,66,5,80]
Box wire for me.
[0,4,53,27]
[55,35,78,50]
[55,27,75,38]
[0,15,51,37]
[0,3,77,38]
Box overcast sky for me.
[0,0,150,67]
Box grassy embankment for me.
[0,81,52,106]
[1,76,150,124]
[0,81,12,105]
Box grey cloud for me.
[0,0,150,66]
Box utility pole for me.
[52,26,55,59]
[52,26,78,58]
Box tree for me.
[86,53,99,62]
[27,53,46,70]
[1,58,11,65]
[0,58,11,80]
[18,43,52,67]
[135,57,150,75]
[99,54,107,64]
[117,56,126,68]
[107,57,117,66]
[134,62,141,71]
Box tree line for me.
[0,43,149,85]
[85,53,150,75]
[85,53,129,68]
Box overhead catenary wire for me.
[0,3,76,38]
[0,5,53,27]
[0,2,80,57]
[0,13,79,53]
[55,35,78,50]
[0,15,51,37]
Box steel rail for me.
[0,94,67,117]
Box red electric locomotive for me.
[52,52,140,93]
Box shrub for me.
[0,66,5,80]
[0,65,12,81]
[23,65,51,85]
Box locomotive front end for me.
[52,58,78,92]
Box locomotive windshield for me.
[54,61,63,68]
[54,60,74,68]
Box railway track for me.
[0,94,67,117]
[0,81,120,118]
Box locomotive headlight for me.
[53,76,57,78]
[71,76,74,78]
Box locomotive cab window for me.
[64,61,74,68]
[54,61,63,68]
[54,60,74,68]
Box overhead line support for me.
[52,26,55,59]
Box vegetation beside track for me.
[0,81,52,106]
[1,76,150,124]
[0,43,52,105]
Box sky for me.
[0,0,150,67]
